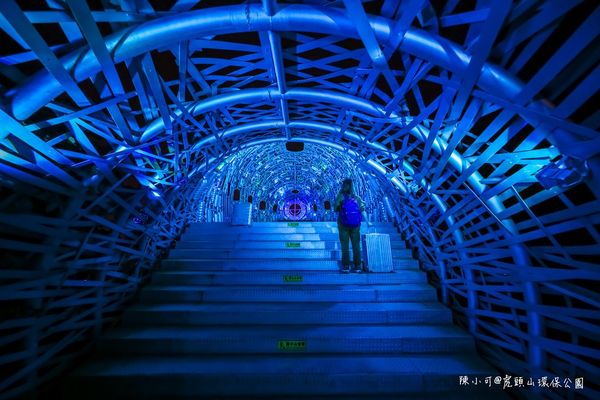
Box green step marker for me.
[285,242,301,248]
[278,340,306,351]
[283,275,303,282]
[287,222,299,227]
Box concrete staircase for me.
[64,222,506,399]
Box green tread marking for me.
[277,340,306,351]
[283,275,303,282]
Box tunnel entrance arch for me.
[191,142,397,224]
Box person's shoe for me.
[352,265,362,273]
[342,265,351,273]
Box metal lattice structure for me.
[191,142,392,222]
[0,0,599,398]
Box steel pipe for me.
[8,4,522,120]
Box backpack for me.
[340,195,362,227]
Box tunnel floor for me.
[63,222,507,399]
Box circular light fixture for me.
[283,200,307,220]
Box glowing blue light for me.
[390,176,408,195]
[367,159,387,174]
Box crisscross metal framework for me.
[0,1,599,398]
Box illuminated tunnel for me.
[0,0,599,398]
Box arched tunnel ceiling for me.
[191,141,394,222]
[0,0,598,209]
[0,0,598,204]
[220,142,370,200]
[0,0,600,398]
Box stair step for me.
[123,302,452,326]
[184,225,398,234]
[175,240,406,249]
[160,259,419,270]
[168,248,412,259]
[65,354,504,398]
[139,284,437,304]
[189,222,395,228]
[181,233,403,241]
[152,270,427,285]
[99,325,474,355]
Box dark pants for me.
[338,222,361,266]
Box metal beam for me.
[9,3,525,120]
[0,0,90,108]
[64,0,125,97]
[140,87,402,142]
[448,1,511,121]
[262,0,290,139]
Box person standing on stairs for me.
[334,178,372,273]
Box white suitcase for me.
[231,202,252,226]
[362,233,393,272]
